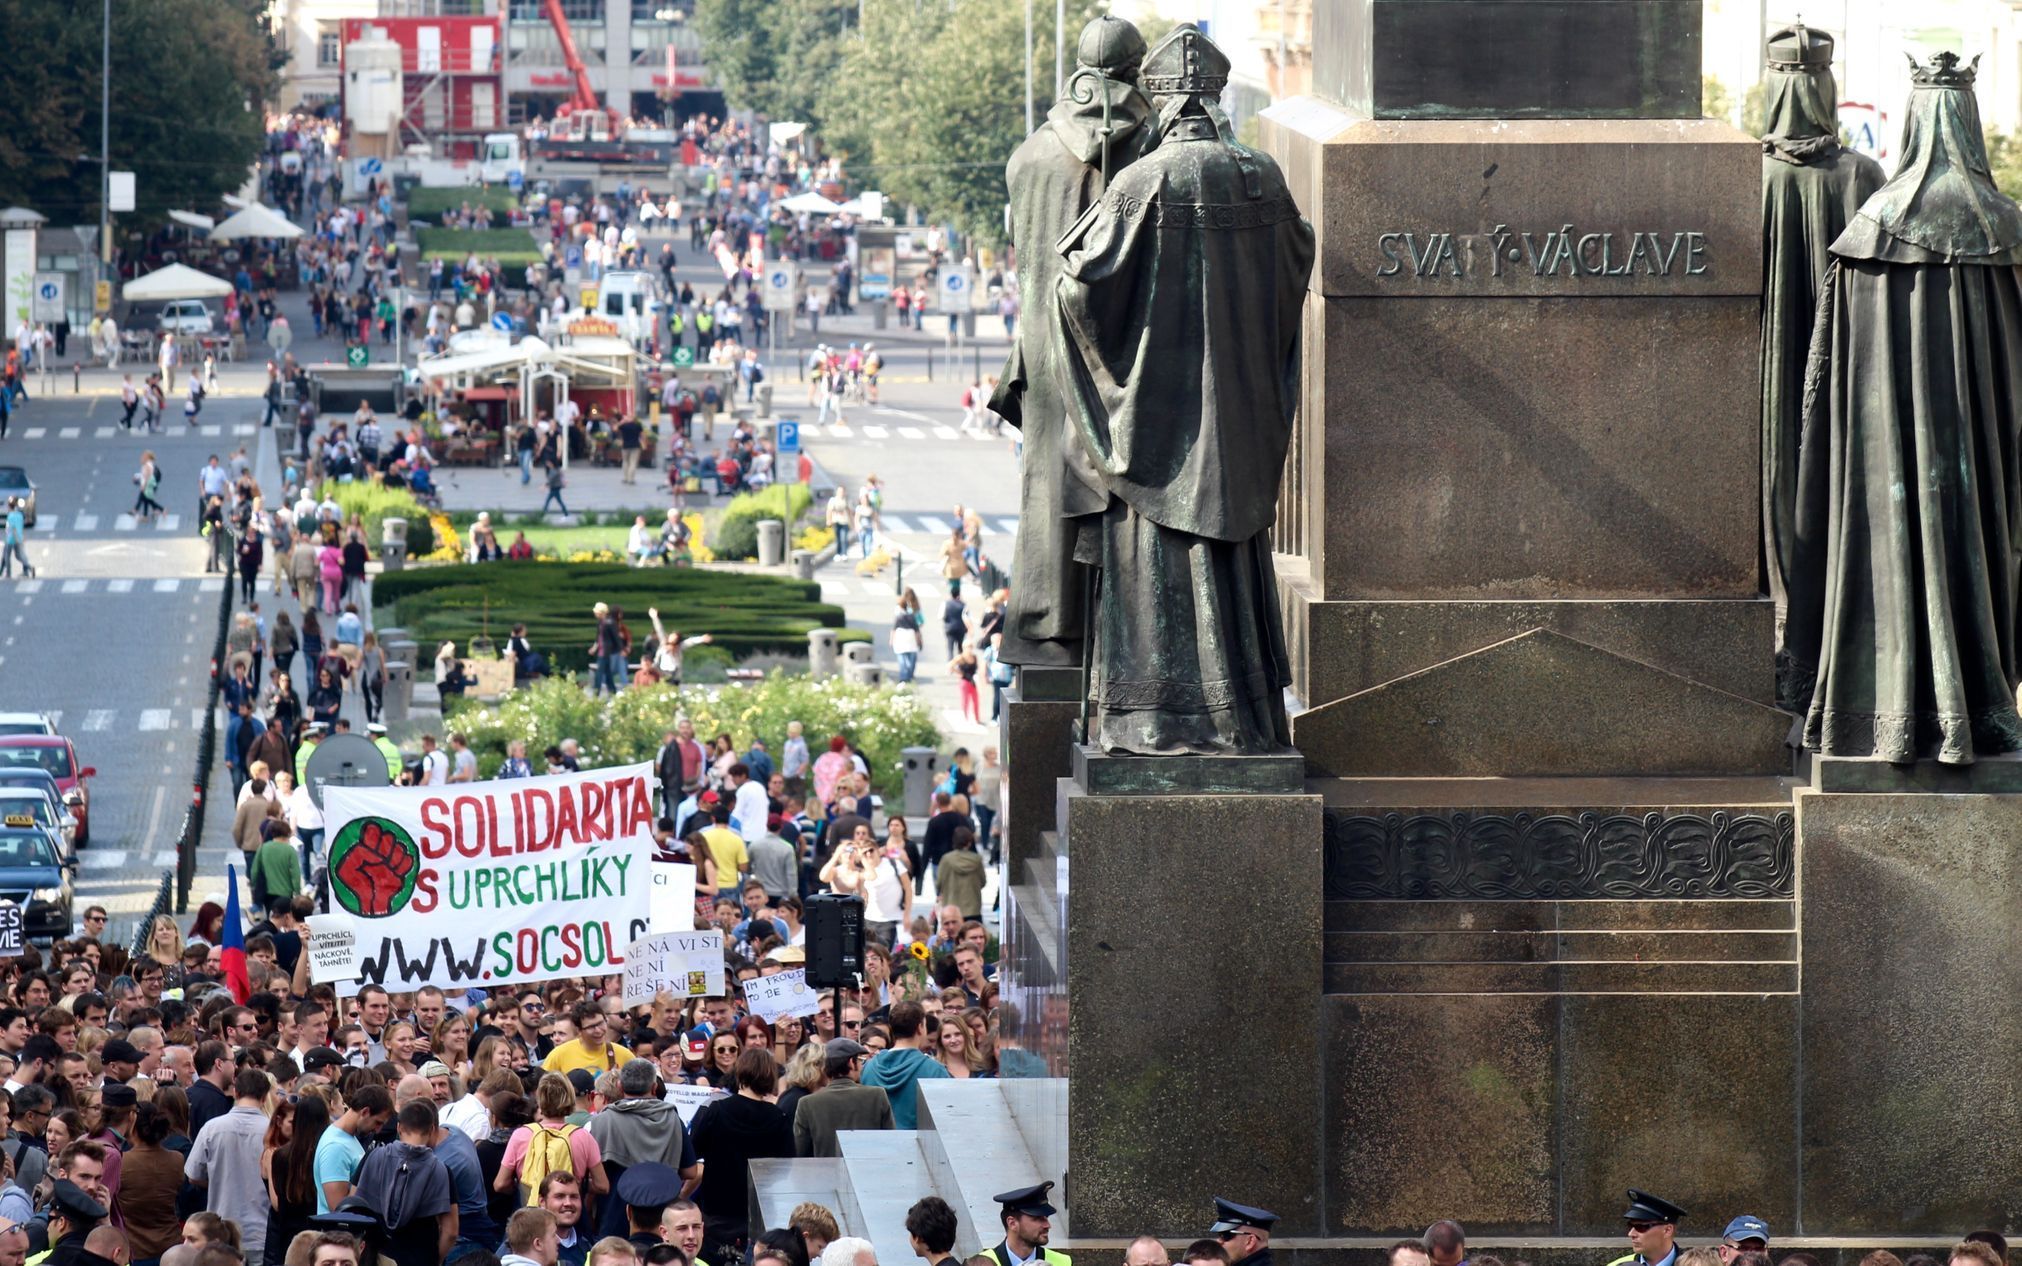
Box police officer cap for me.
[1624,1190,1687,1224]
[99,1082,138,1108]
[367,722,388,735]
[994,1181,1056,1217]
[615,1161,684,1208]
[49,1179,107,1224]
[1209,1197,1280,1234]
[1077,15,1147,75]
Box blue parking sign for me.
[777,421,801,453]
[491,311,514,332]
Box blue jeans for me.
[519,449,533,483]
[858,528,872,559]
[542,488,568,515]
[896,651,917,682]
[595,651,626,694]
[833,524,848,554]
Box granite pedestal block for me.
[1062,781,1325,1237]
[1000,674,1080,896]
[1797,789,2022,1232]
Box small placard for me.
[623,930,724,1005]
[0,902,23,959]
[306,910,362,983]
[743,968,821,1024]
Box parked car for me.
[0,738,94,846]
[0,468,36,527]
[0,787,74,858]
[156,299,214,336]
[0,713,55,738]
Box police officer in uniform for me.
[1210,1198,1278,1266]
[989,1183,1071,1266]
[1608,1190,1687,1266]
[368,721,401,780]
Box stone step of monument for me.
[917,1079,1069,1245]
[1005,882,1063,980]
[1324,898,1795,933]
[747,1157,867,1242]
[1324,957,1798,996]
[836,1131,951,1264]
[1324,929,1798,964]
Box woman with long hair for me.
[182,1211,242,1254]
[187,902,226,948]
[704,1030,742,1090]
[431,1013,472,1075]
[381,1021,419,1078]
[773,1013,807,1056]
[121,1101,185,1262]
[152,1084,192,1155]
[775,1042,826,1124]
[494,1072,609,1202]
[264,1093,326,1265]
[936,1015,992,1079]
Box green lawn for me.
[406,185,521,222]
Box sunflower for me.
[908,941,930,962]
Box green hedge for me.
[320,480,434,556]
[406,185,521,221]
[707,483,813,560]
[412,227,542,287]
[453,674,941,790]
[374,562,850,673]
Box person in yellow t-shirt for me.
[543,1002,633,1076]
[698,804,749,894]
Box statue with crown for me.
[1046,22,1315,757]
[1782,49,2022,766]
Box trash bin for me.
[381,515,409,571]
[808,629,840,679]
[873,300,889,330]
[845,661,884,688]
[384,659,413,722]
[757,519,785,567]
[384,639,420,675]
[756,382,775,416]
[901,745,939,818]
[790,549,816,581]
[843,641,874,667]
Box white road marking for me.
[200,425,221,437]
[157,514,180,531]
[152,579,179,593]
[73,514,98,531]
[828,424,852,437]
[82,709,115,731]
[881,515,911,534]
[996,517,1019,535]
[94,427,114,439]
[861,425,889,439]
[58,427,80,439]
[22,429,44,439]
[897,427,925,440]
[137,709,173,731]
[198,577,223,592]
[933,427,959,440]
[13,580,39,594]
[234,426,255,436]
[106,579,132,593]
[79,849,128,869]
[60,580,87,594]
[191,708,208,729]
[915,515,954,535]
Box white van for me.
[480,133,524,187]
[589,271,659,348]
[156,299,214,335]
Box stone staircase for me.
[748,1078,1067,1260]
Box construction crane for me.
[534,0,676,166]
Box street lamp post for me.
[1024,0,1034,134]
[100,0,111,274]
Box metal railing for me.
[128,868,174,958]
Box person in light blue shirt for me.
[1,499,32,579]
[334,603,364,646]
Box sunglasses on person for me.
[1627,1223,1665,1233]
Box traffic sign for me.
[580,287,598,312]
[937,267,972,310]
[507,169,524,190]
[346,344,369,368]
[94,280,111,312]
[763,263,798,313]
[31,275,63,323]
[490,311,514,333]
[360,157,384,176]
[671,346,694,368]
[777,420,800,453]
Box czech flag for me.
[221,864,251,1004]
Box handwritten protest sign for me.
[322,763,656,991]
[743,968,822,1024]
[667,1083,726,1125]
[622,929,725,1005]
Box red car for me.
[0,737,95,846]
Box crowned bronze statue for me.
[1759,23,1885,708]
[1784,51,2022,764]
[1050,24,1316,755]
[991,16,1155,669]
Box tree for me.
[0,0,273,235]
[695,0,852,122]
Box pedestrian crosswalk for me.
[781,419,1006,444]
[817,514,1017,538]
[20,705,213,739]
[0,575,220,596]
[3,424,255,443]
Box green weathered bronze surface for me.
[1759,50,1883,705]
[1785,55,2022,764]
[1072,743,1306,796]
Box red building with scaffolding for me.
[340,15,507,159]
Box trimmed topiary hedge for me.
[707,483,813,560]
[374,562,856,673]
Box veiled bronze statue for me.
[1759,23,1883,707]
[1785,52,2022,764]
[990,16,1154,668]
[1050,24,1316,755]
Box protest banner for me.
[622,929,725,1005]
[322,763,657,992]
[743,968,821,1024]
[306,911,362,984]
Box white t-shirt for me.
[864,854,909,924]
[732,779,769,844]
[421,749,449,786]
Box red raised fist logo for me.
[329,817,421,918]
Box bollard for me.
[807,628,841,679]
[972,346,981,383]
[844,661,884,687]
[901,745,940,818]
[842,641,874,667]
[381,515,409,571]
[926,346,935,382]
[756,519,785,567]
[790,549,816,581]
[73,363,80,394]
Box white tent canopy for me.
[210,203,301,241]
[168,210,216,231]
[777,191,842,215]
[121,264,233,302]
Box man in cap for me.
[368,722,401,780]
[792,1038,894,1158]
[97,1041,141,1087]
[612,1162,683,1258]
[1210,1199,1276,1266]
[37,1179,106,1264]
[990,13,1155,668]
[988,1182,1069,1266]
[294,721,327,784]
[1607,1190,1686,1266]
[1718,1216,1769,1262]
